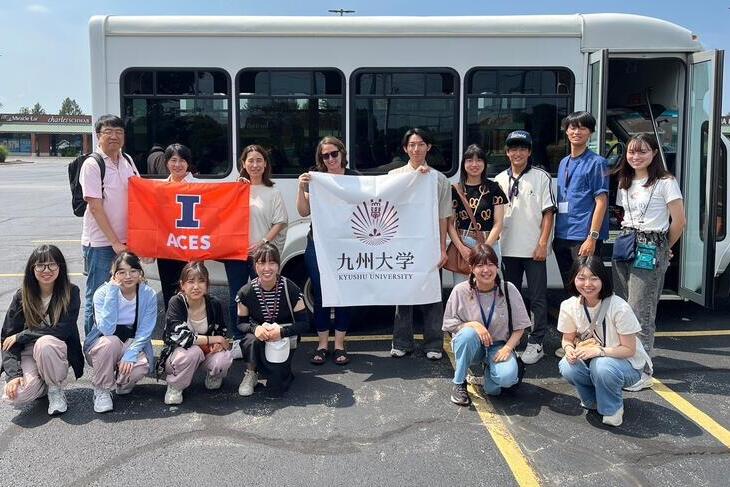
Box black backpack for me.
[67,152,136,217]
[68,152,105,217]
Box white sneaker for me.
[47,386,67,415]
[164,385,183,405]
[390,348,407,358]
[93,388,113,413]
[238,370,258,397]
[521,343,544,365]
[205,374,223,390]
[230,339,243,360]
[624,372,653,392]
[425,351,443,361]
[466,374,484,386]
[602,407,624,427]
[554,347,565,358]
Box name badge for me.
[558,201,569,214]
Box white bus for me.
[89,13,728,308]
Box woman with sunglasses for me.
[1,245,83,415]
[296,136,357,365]
[83,251,157,413]
[447,144,507,275]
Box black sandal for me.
[310,348,328,365]
[333,349,350,365]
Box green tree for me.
[59,97,84,116]
[30,103,46,115]
[18,106,30,114]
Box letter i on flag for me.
[128,178,250,260]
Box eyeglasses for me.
[321,150,340,161]
[114,269,141,278]
[99,128,125,136]
[34,263,59,273]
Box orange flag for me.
[128,178,249,261]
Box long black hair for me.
[613,134,671,190]
[458,144,489,187]
[21,245,72,328]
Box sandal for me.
[310,348,328,365]
[333,349,350,365]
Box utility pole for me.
[328,9,355,16]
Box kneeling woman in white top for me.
[558,255,652,427]
[158,261,233,405]
[83,252,157,413]
[443,243,532,406]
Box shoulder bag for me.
[445,184,485,275]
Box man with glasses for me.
[80,114,139,333]
[495,130,556,365]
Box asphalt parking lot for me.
[1,159,729,486]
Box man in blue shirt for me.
[553,111,609,290]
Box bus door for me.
[679,50,724,308]
[587,49,609,155]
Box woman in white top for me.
[558,256,652,427]
[611,134,685,391]
[157,143,197,309]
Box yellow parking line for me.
[151,333,416,348]
[445,338,541,487]
[652,378,730,449]
[655,330,730,337]
[31,239,82,244]
[0,272,83,278]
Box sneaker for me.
[115,382,134,395]
[450,382,471,406]
[205,374,223,390]
[623,373,653,392]
[47,386,67,415]
[426,351,443,361]
[164,385,183,405]
[580,401,597,411]
[93,388,113,413]
[390,348,407,358]
[238,369,258,397]
[521,343,544,365]
[466,373,484,386]
[602,407,624,427]
[554,347,565,358]
[230,339,243,360]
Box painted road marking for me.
[655,330,730,337]
[652,377,730,449]
[151,333,419,347]
[445,337,541,487]
[31,239,81,244]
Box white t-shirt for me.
[117,294,136,325]
[249,185,288,253]
[189,316,209,335]
[616,176,682,233]
[494,166,556,258]
[557,295,652,372]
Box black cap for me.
[505,130,532,148]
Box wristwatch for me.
[589,230,600,240]
[599,347,606,357]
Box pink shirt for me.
[81,148,138,247]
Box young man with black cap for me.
[495,130,556,364]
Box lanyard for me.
[254,277,281,323]
[477,288,498,330]
[582,301,607,346]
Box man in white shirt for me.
[81,115,139,333]
[495,131,556,364]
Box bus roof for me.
[92,13,702,52]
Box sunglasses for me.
[321,150,340,161]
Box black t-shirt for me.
[452,180,507,232]
[235,277,306,337]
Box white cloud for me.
[26,4,50,14]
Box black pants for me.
[158,258,187,310]
[502,257,548,345]
[240,332,294,395]
[552,238,603,290]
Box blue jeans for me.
[83,245,116,334]
[222,259,251,339]
[559,356,641,416]
[451,327,519,396]
[304,237,350,332]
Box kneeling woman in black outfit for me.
[235,243,307,396]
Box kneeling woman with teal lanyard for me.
[443,243,531,406]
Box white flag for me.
[309,171,441,307]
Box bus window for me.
[237,69,345,176]
[464,68,574,176]
[121,68,232,177]
[350,69,459,175]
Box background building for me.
[0,113,92,156]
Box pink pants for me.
[86,336,148,391]
[165,346,233,390]
[2,336,69,407]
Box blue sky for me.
[0,0,728,114]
